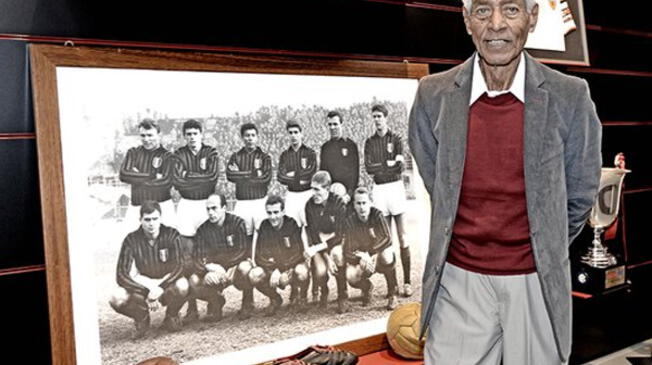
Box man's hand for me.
[326,254,338,275]
[205,263,223,272]
[304,245,317,260]
[270,269,281,288]
[204,271,224,286]
[357,252,374,274]
[228,163,240,172]
[387,160,397,167]
[147,298,161,312]
[148,286,164,301]
[395,154,405,163]
[287,171,296,178]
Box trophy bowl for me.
[581,167,630,269]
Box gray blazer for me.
[408,52,602,362]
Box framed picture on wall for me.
[525,0,590,65]
[30,45,430,365]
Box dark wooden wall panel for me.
[586,29,652,72]
[0,1,650,364]
[601,125,652,190]
[567,73,652,122]
[0,41,34,133]
[0,139,44,270]
[622,191,652,266]
[0,270,51,363]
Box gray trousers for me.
[425,263,567,365]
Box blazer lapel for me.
[523,52,549,234]
[443,56,473,204]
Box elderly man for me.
[409,1,602,364]
[109,201,188,339]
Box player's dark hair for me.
[353,186,372,202]
[183,119,203,134]
[286,120,302,132]
[208,193,228,208]
[138,119,160,133]
[371,104,389,117]
[140,200,162,218]
[326,111,343,123]
[311,170,332,188]
[240,123,258,137]
[265,194,285,211]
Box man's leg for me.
[233,260,255,320]
[159,277,189,332]
[425,263,502,365]
[291,262,311,311]
[393,214,412,296]
[249,266,283,316]
[346,264,373,307]
[178,235,199,323]
[109,287,150,339]
[330,245,348,313]
[188,274,226,322]
[310,252,329,307]
[500,273,566,365]
[376,247,398,310]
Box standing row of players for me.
[110,106,413,338]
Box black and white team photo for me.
[55,68,428,365]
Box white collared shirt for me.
[469,52,526,105]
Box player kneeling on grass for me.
[304,171,349,313]
[188,194,255,322]
[343,187,398,310]
[249,195,310,315]
[109,201,189,339]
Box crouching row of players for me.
[109,171,399,339]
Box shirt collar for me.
[470,52,526,105]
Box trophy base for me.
[572,262,627,295]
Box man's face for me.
[288,127,302,147]
[184,128,202,150]
[242,128,258,149]
[140,210,161,236]
[206,196,226,223]
[327,116,343,139]
[266,202,284,229]
[311,182,330,205]
[463,0,538,67]
[372,111,388,134]
[139,127,161,150]
[353,193,371,221]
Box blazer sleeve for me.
[565,80,602,244]
[408,81,438,196]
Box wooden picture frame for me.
[30,44,428,365]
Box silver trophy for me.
[580,167,630,268]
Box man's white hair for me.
[462,0,537,12]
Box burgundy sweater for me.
[446,92,536,275]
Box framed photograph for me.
[30,45,430,365]
[525,0,589,66]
